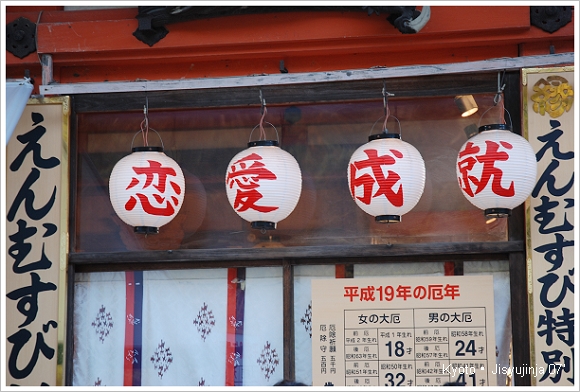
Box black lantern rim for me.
[134,226,159,234]
[484,208,511,218]
[248,140,279,148]
[132,146,164,152]
[369,133,401,141]
[478,124,512,133]
[375,215,401,223]
[251,221,277,230]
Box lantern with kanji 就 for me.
[456,123,537,217]
[109,146,185,234]
[348,133,426,223]
[225,140,302,230]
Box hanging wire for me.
[382,80,395,132]
[477,70,512,129]
[370,81,401,137]
[494,70,506,123]
[258,89,267,140]
[494,69,506,106]
[140,96,150,146]
[130,95,164,149]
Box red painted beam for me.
[30,7,534,60]
[5,6,574,87]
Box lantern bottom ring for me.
[134,226,159,235]
[484,208,511,218]
[375,215,401,223]
[251,221,277,230]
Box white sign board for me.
[312,275,497,387]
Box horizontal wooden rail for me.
[41,53,574,96]
[70,241,524,270]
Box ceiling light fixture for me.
[455,95,479,117]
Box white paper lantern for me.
[225,140,302,230]
[456,124,537,217]
[348,133,426,223]
[109,146,185,233]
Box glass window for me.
[75,94,506,253]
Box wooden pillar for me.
[505,71,532,386]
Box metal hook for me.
[494,70,506,106]
[382,80,395,132]
[498,70,506,93]
[140,96,151,146]
[259,89,266,115]
[381,80,387,116]
[257,89,269,140]
[478,71,512,130]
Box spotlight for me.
[455,95,479,117]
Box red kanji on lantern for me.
[457,140,515,198]
[349,148,404,206]
[348,134,425,223]
[109,147,185,233]
[225,140,302,230]
[455,124,537,218]
[226,152,279,213]
[124,159,183,216]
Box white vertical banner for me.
[141,269,228,386]
[294,265,336,386]
[523,66,575,386]
[72,269,230,386]
[242,267,285,386]
[72,272,126,386]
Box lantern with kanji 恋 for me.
[348,132,426,223]
[109,145,185,234]
[225,139,302,230]
[456,123,537,218]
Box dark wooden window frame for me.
[65,71,530,385]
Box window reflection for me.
[75,95,507,252]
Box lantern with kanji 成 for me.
[348,133,426,223]
[109,146,185,234]
[226,140,302,230]
[456,123,537,217]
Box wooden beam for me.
[69,241,524,266]
[70,72,499,112]
[40,53,574,97]
[505,72,532,386]
[29,7,529,59]
[65,263,75,386]
[41,54,53,85]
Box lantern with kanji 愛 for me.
[109,146,185,234]
[456,123,537,218]
[348,133,426,223]
[226,140,302,230]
